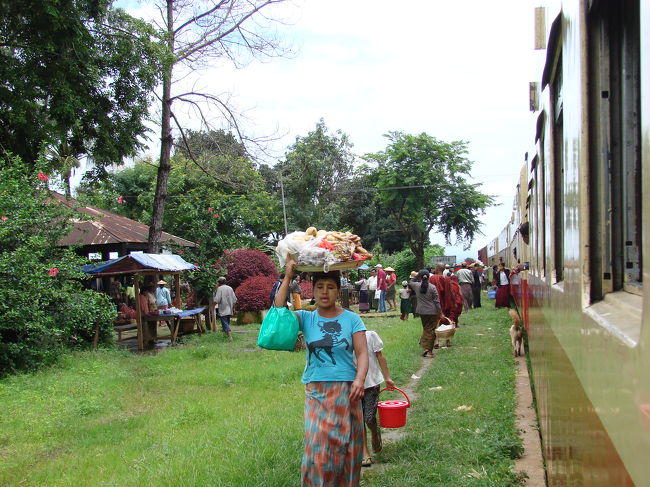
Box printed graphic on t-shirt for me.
[307,319,350,366]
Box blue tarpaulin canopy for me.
[82,253,197,276]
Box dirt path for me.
[364,353,547,486]
[514,355,547,486]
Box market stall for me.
[82,253,204,350]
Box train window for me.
[551,60,564,284]
[588,0,641,301]
[535,112,547,277]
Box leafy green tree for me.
[0,157,115,376]
[77,146,283,300]
[336,172,409,253]
[77,158,158,222]
[278,119,355,231]
[365,132,495,269]
[0,1,161,171]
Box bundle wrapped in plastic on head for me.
[275,227,371,272]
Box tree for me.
[365,132,495,269]
[0,1,161,170]
[146,0,290,253]
[278,119,355,231]
[336,172,409,253]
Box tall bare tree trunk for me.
[147,0,174,253]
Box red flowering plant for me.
[215,248,279,290]
[0,158,116,375]
[235,275,278,312]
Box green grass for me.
[0,299,522,486]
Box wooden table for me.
[141,307,205,345]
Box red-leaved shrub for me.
[299,280,313,299]
[215,248,279,289]
[235,275,278,312]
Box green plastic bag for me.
[257,306,299,351]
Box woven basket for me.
[435,328,456,340]
[435,317,456,340]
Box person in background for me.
[455,264,474,311]
[495,262,511,309]
[408,269,441,358]
[360,330,395,468]
[155,279,172,310]
[384,267,397,311]
[355,274,370,313]
[274,258,368,486]
[340,271,351,309]
[443,265,452,277]
[289,274,303,310]
[409,271,419,317]
[448,275,463,325]
[214,276,237,340]
[471,264,482,308]
[367,269,378,311]
[270,273,285,307]
[138,284,158,316]
[375,264,387,313]
[399,281,412,320]
[429,264,455,325]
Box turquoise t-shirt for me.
[297,309,366,384]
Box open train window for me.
[588,0,642,301]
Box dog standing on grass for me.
[508,309,523,357]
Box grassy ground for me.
[0,298,522,486]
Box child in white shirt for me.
[398,281,412,320]
[361,330,395,467]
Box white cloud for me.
[120,0,540,253]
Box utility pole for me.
[280,177,288,235]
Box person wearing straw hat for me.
[274,257,368,486]
[384,267,397,311]
[375,264,387,313]
[409,271,419,317]
[155,280,172,310]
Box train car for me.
[482,2,650,486]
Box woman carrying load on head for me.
[408,269,441,358]
[274,257,369,487]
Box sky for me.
[116,0,542,262]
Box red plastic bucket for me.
[377,387,410,428]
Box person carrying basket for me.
[273,257,369,487]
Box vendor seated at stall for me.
[139,285,158,315]
[155,279,172,310]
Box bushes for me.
[216,248,278,289]
[235,275,277,312]
[0,158,116,376]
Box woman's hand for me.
[349,379,365,402]
[285,256,296,277]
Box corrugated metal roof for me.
[52,193,197,248]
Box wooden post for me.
[92,321,100,350]
[174,273,181,308]
[208,294,216,331]
[134,276,144,350]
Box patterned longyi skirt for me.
[302,381,363,486]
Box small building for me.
[52,192,196,260]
